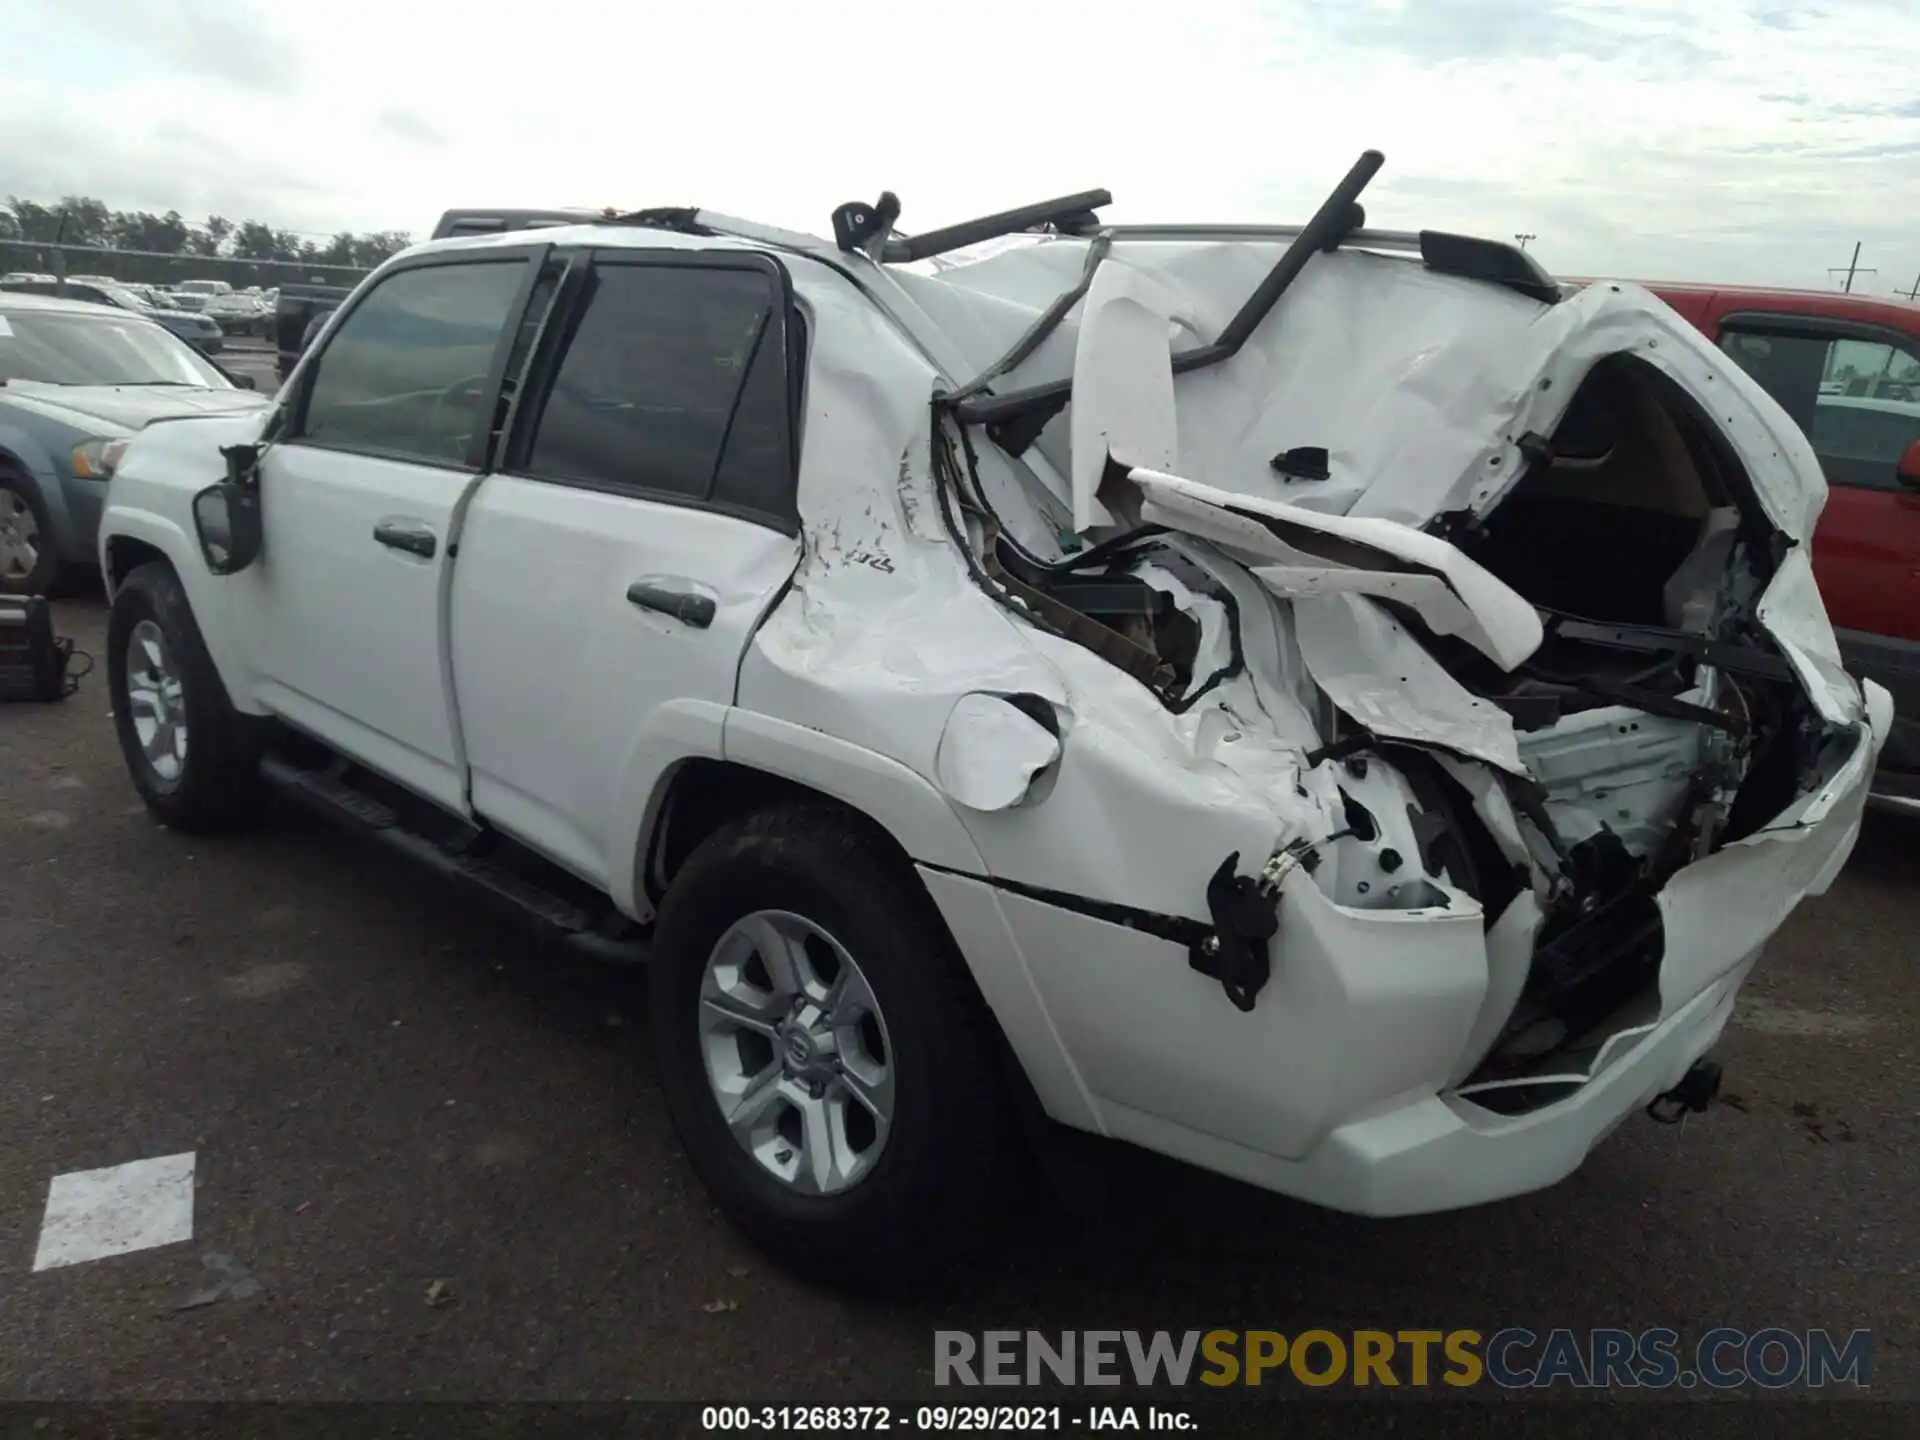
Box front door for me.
[237,248,544,810]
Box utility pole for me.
[1514,233,1536,251]
[1828,241,1876,294]
[1898,272,1920,301]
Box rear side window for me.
[521,261,797,523]
[1721,325,1920,490]
[300,260,526,466]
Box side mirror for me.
[233,372,257,391]
[1898,438,1920,492]
[192,449,263,574]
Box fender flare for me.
[604,704,992,919]
[703,709,1097,1132]
[721,709,990,874]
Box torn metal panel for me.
[1756,545,1861,727]
[1657,706,1879,1014]
[1131,467,1544,669]
[1068,259,1185,531]
[914,239,1822,544]
[1291,593,1524,774]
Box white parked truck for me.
[97,152,1888,1284]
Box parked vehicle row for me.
[89,155,1887,1286]
[1,278,226,354]
[0,275,280,338]
[0,290,266,594]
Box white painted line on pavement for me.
[32,1152,196,1272]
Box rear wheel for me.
[650,804,1009,1287]
[107,561,261,831]
[0,474,55,595]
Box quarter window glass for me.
[301,261,525,465]
[524,263,794,518]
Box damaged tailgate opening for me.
[919,151,1863,1117]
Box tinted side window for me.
[523,262,795,520]
[301,261,526,466]
[1721,326,1920,490]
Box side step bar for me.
[259,756,651,966]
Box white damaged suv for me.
[98,152,1889,1282]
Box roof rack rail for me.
[827,188,1114,264]
[430,207,609,241]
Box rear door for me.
[235,246,547,810]
[448,246,804,899]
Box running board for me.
[258,755,652,966]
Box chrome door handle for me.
[373,518,437,558]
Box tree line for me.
[0,195,411,286]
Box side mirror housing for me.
[192,445,264,574]
[1898,438,1920,492]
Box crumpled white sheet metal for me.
[1289,592,1525,775]
[898,240,1827,546]
[1131,467,1545,670]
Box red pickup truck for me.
[1633,283,1920,811]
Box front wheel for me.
[650,804,1010,1287]
[107,561,261,831]
[0,473,55,595]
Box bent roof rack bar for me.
[865,189,1115,264]
[952,149,1385,433]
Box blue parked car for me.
[0,291,269,593]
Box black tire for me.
[651,803,1009,1288]
[0,471,57,596]
[107,560,261,831]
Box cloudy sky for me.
[3,0,1917,290]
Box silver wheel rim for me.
[698,910,895,1196]
[0,489,39,584]
[125,619,188,789]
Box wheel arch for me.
[633,712,1100,1135]
[99,511,261,714]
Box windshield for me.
[0,307,232,388]
[97,285,151,311]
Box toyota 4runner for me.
[97,153,1889,1283]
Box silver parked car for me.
[0,292,268,593]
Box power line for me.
[1827,241,1876,294]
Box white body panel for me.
[234,443,479,812]
[449,476,798,897]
